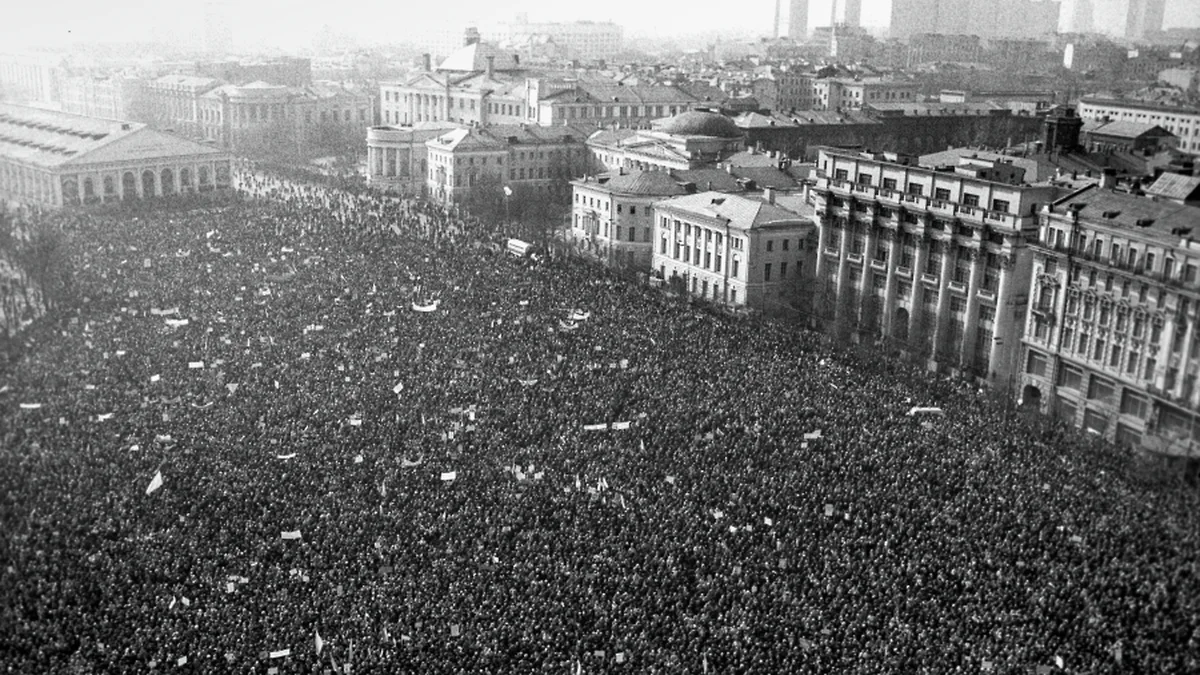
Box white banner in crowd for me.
[281,531,302,540]
[165,319,189,328]
[907,407,944,416]
[269,649,291,659]
[145,471,164,495]
[188,361,205,369]
[440,471,457,481]
[412,300,440,313]
[19,403,43,410]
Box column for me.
[960,249,984,369]
[882,229,900,338]
[910,231,929,325]
[835,219,850,301]
[988,258,1014,384]
[814,213,829,281]
[858,221,877,325]
[1174,310,1195,400]
[932,240,954,360]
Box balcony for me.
[930,200,957,218]
[978,288,996,301]
[870,258,888,271]
[901,193,929,209]
[948,280,968,293]
[921,272,939,285]
[878,189,902,206]
[847,252,864,264]
[824,246,840,256]
[896,265,912,277]
[957,204,982,224]
[850,182,877,198]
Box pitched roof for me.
[438,42,522,73]
[656,191,810,229]
[0,103,223,169]
[1087,121,1174,140]
[1145,172,1200,202]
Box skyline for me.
[3,0,1198,49]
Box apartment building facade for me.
[1020,185,1200,458]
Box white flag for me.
[146,470,164,495]
[316,629,325,655]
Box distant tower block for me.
[789,0,810,39]
[775,0,783,38]
[842,0,862,27]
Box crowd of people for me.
[1,171,1198,674]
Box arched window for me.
[161,168,175,194]
[179,167,192,191]
[123,172,137,199]
[142,170,156,197]
[103,175,116,196]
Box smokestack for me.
[422,53,431,72]
[486,55,495,79]
[774,0,782,38]
[1100,168,1117,190]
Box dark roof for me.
[1056,185,1200,245]
[653,110,742,138]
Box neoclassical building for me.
[587,110,746,174]
[0,104,233,208]
[810,147,1063,385]
[366,122,461,195]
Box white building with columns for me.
[811,147,1062,386]
[0,104,233,209]
[652,190,816,309]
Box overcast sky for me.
[3,0,1198,49]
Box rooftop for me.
[0,104,225,168]
[1055,185,1200,245]
[1145,172,1200,203]
[656,190,812,229]
[1086,121,1174,140]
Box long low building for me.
[0,103,233,208]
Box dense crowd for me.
[1,173,1198,674]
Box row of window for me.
[1044,227,1200,284]
[830,171,1014,213]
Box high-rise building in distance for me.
[790,0,810,39]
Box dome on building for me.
[655,110,742,138]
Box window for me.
[934,187,951,201]
[782,239,789,251]
[1057,364,1083,390]
[1088,377,1115,403]
[907,183,924,196]
[857,173,873,185]
[780,262,789,279]
[991,199,1009,213]
[834,169,849,180]
[732,259,739,277]
[882,178,897,190]
[1145,251,1155,271]
[764,263,772,282]
[1027,350,1048,376]
[767,240,774,252]
[1144,356,1156,381]
[962,193,980,207]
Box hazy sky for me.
[3,0,1198,48]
